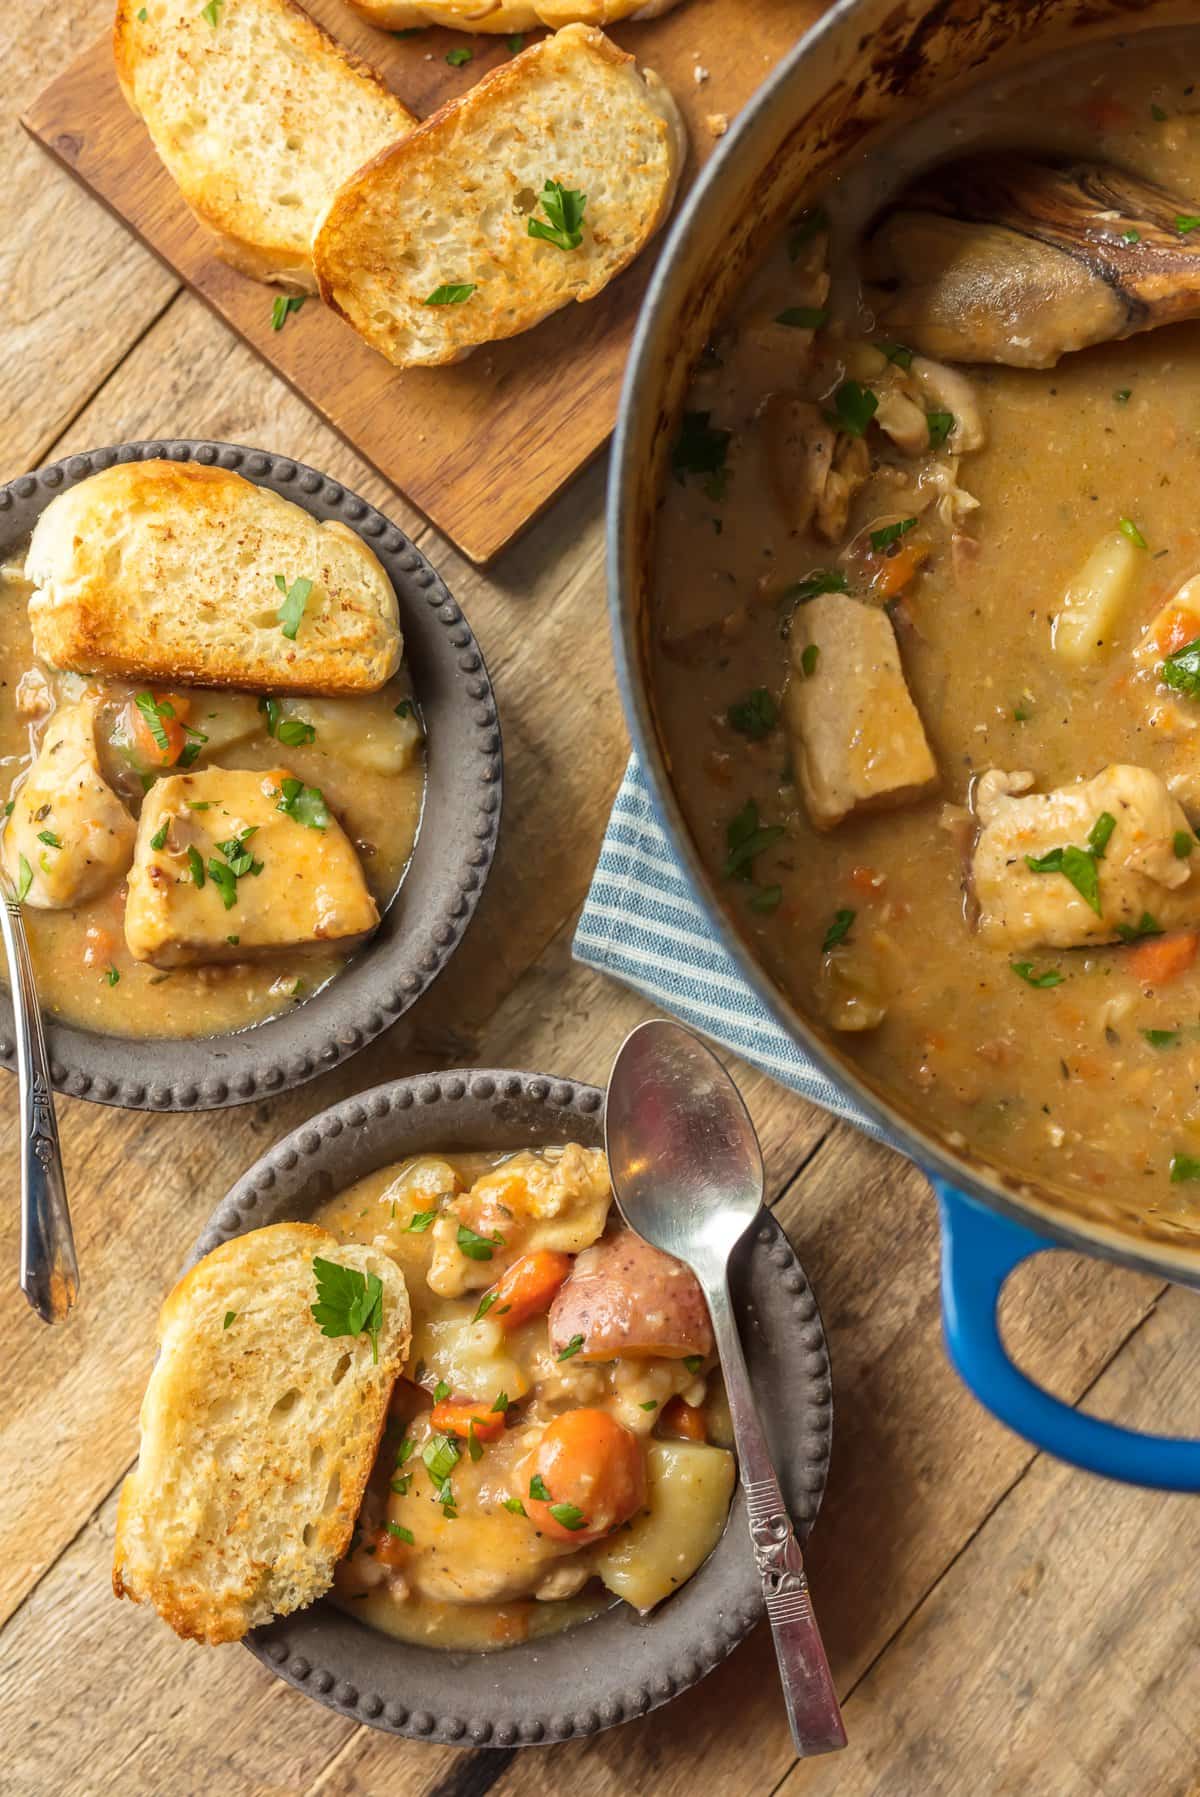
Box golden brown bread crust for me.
[113,0,416,288]
[27,460,402,695]
[342,0,684,27]
[112,1222,411,1644]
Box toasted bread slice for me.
[344,0,684,30]
[113,0,416,289]
[313,24,686,368]
[113,1222,411,1644]
[27,461,402,695]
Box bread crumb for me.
[705,112,729,137]
[693,63,709,84]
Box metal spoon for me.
[605,1018,845,1758]
[0,883,76,1322]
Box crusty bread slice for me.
[27,461,402,695]
[113,1222,411,1645]
[343,0,684,30]
[113,0,416,290]
[313,24,687,368]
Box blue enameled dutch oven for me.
[609,0,1200,1491]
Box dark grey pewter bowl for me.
[0,440,501,1111]
[194,1069,833,1748]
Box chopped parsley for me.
[223,1310,236,1328]
[503,1496,527,1515]
[1142,1028,1180,1048]
[528,1473,552,1501]
[1120,229,1141,245]
[134,691,172,756]
[104,966,120,988]
[800,643,819,678]
[490,1391,509,1413]
[276,776,330,830]
[310,1256,384,1363]
[387,1522,414,1545]
[548,1501,587,1531]
[473,1289,498,1322]
[528,181,587,252]
[683,1355,704,1374]
[727,688,777,739]
[1177,214,1200,234]
[275,573,313,640]
[186,844,205,889]
[1160,635,1200,697]
[207,860,237,910]
[406,1208,437,1233]
[433,1379,451,1401]
[775,306,828,329]
[1118,516,1148,549]
[869,517,918,554]
[1170,1153,1200,1182]
[446,45,473,66]
[1115,911,1162,941]
[822,907,855,952]
[200,0,222,26]
[467,1420,484,1463]
[556,1333,585,1362]
[1088,811,1116,857]
[1152,102,1168,121]
[270,294,305,331]
[826,380,878,438]
[423,1434,460,1489]
[395,699,415,718]
[36,829,60,849]
[749,884,782,914]
[258,695,316,746]
[424,283,477,306]
[1175,830,1194,860]
[640,1399,659,1411]
[724,799,784,879]
[879,341,914,369]
[926,410,954,449]
[507,32,524,51]
[1114,388,1132,403]
[1011,962,1064,988]
[456,1222,504,1261]
[671,411,731,498]
[1024,838,1104,915]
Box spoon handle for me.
[707,1277,845,1756]
[0,894,77,1323]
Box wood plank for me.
[780,1282,1200,1797]
[21,0,816,562]
[0,1,178,477]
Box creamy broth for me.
[315,1149,734,1653]
[0,556,423,1037]
[652,32,1200,1219]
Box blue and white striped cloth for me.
[572,757,882,1137]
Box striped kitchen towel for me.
[572,757,882,1137]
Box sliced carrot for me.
[126,691,191,768]
[870,541,929,602]
[1129,931,1199,986]
[524,1409,645,1545]
[1153,608,1200,656]
[849,864,885,895]
[488,1249,572,1332]
[429,1399,506,1442]
[659,1396,708,1442]
[81,923,115,969]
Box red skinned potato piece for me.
[548,1228,713,1362]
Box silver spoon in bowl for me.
[0,880,76,1322]
[606,1018,845,1758]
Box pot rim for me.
[0,439,502,1112]
[607,4,1200,1286]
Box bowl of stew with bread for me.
[0,440,499,1110]
[612,0,1200,1485]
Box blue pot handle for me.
[934,1178,1200,1491]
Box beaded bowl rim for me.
[0,440,501,1111]
[192,1068,834,1748]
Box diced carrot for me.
[871,541,929,602]
[126,690,191,767]
[1129,931,1199,986]
[81,923,115,969]
[1153,608,1200,656]
[368,1524,411,1568]
[429,1399,506,1442]
[488,1249,572,1332]
[660,1396,708,1442]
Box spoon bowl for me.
[606,1019,846,1758]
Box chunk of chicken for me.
[972,765,1200,950]
[1129,581,1200,809]
[762,397,833,536]
[815,433,871,542]
[427,1145,611,1298]
[909,356,985,452]
[785,594,938,829]
[3,699,135,908]
[124,766,378,967]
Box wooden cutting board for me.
[21,0,813,563]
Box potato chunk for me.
[785,594,938,829]
[972,764,1200,950]
[124,766,378,967]
[3,699,135,908]
[594,1440,735,1612]
[547,1228,712,1363]
[1052,530,1140,665]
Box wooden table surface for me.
[3,8,1199,1796]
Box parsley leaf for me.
[134,691,172,756]
[1175,830,1194,860]
[270,294,305,331]
[556,1333,585,1362]
[869,517,917,554]
[457,1223,504,1261]
[1024,843,1102,915]
[1160,635,1200,697]
[1011,962,1064,988]
[800,643,819,678]
[878,341,913,369]
[1115,911,1162,941]
[1088,811,1117,857]
[406,1209,437,1233]
[723,799,784,879]
[1170,1152,1200,1182]
[775,306,828,329]
[200,0,222,26]
[528,180,587,252]
[671,411,731,492]
[425,283,477,306]
[1118,516,1148,549]
[1142,1028,1180,1048]
[310,1256,384,1363]
[926,410,954,449]
[276,776,330,830]
[826,380,877,438]
[503,1496,527,1515]
[423,1434,460,1488]
[822,907,855,952]
[186,845,205,889]
[446,45,473,66]
[548,1501,587,1531]
[529,1473,552,1501]
[727,688,777,740]
[16,853,36,902]
[387,1522,414,1545]
[275,574,313,640]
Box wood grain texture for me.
[21,0,815,563]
